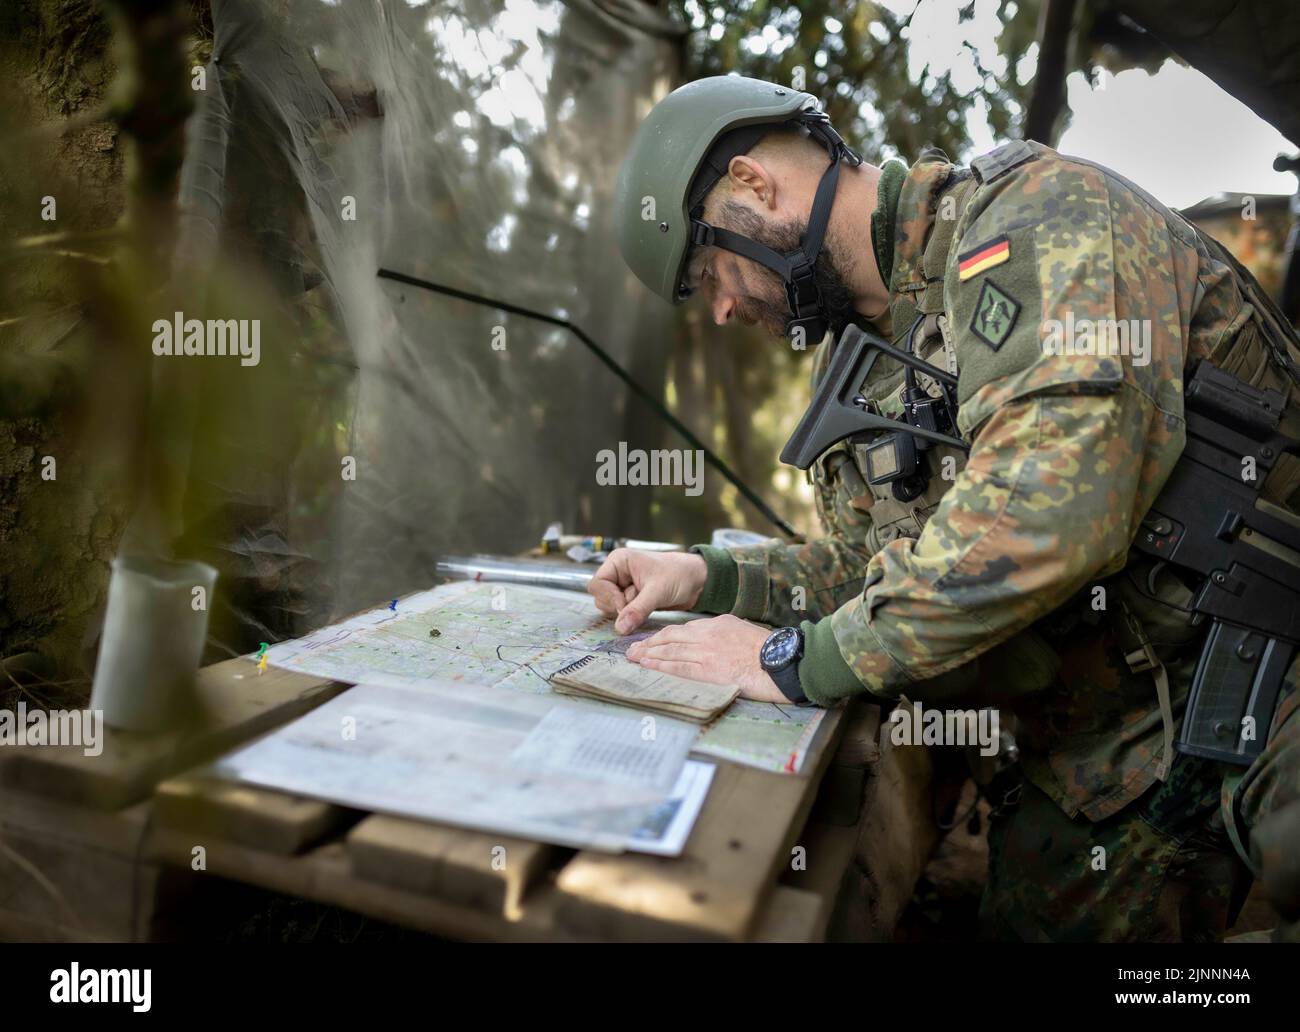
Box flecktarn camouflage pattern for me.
[705,140,1300,940]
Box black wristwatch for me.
[760,626,807,704]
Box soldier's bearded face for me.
[715,199,858,340]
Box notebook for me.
[549,652,739,723]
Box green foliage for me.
[667,0,1175,160]
[669,0,1038,160]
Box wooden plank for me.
[0,785,151,855]
[550,707,846,942]
[551,763,802,941]
[347,815,557,918]
[153,774,358,855]
[765,700,878,938]
[0,660,347,809]
[145,825,575,942]
[780,817,856,940]
[752,886,825,943]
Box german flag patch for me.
[957,235,1010,281]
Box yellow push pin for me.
[256,642,269,676]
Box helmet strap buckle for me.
[689,220,716,247]
[786,267,821,311]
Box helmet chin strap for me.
[689,113,862,342]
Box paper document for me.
[209,681,708,854]
[509,705,687,789]
[630,760,715,856]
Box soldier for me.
[590,76,1300,941]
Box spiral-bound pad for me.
[553,654,598,678]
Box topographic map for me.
[264,580,825,772]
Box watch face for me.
[762,627,800,671]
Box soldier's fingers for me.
[631,621,708,649]
[591,550,640,610]
[591,550,631,591]
[625,625,688,659]
[634,656,705,680]
[629,624,688,648]
[672,619,718,640]
[588,576,625,616]
[614,596,656,635]
[631,641,699,664]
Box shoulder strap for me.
[970,140,1036,186]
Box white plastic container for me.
[89,555,218,732]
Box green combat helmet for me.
[613,75,862,343]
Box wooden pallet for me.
[145,704,846,940]
[1,656,849,942]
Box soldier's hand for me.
[587,548,708,634]
[626,614,782,701]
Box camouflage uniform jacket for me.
[693,141,1300,821]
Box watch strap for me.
[770,660,808,704]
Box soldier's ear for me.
[726,154,778,211]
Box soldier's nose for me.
[712,295,735,326]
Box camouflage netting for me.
[164,0,686,656]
